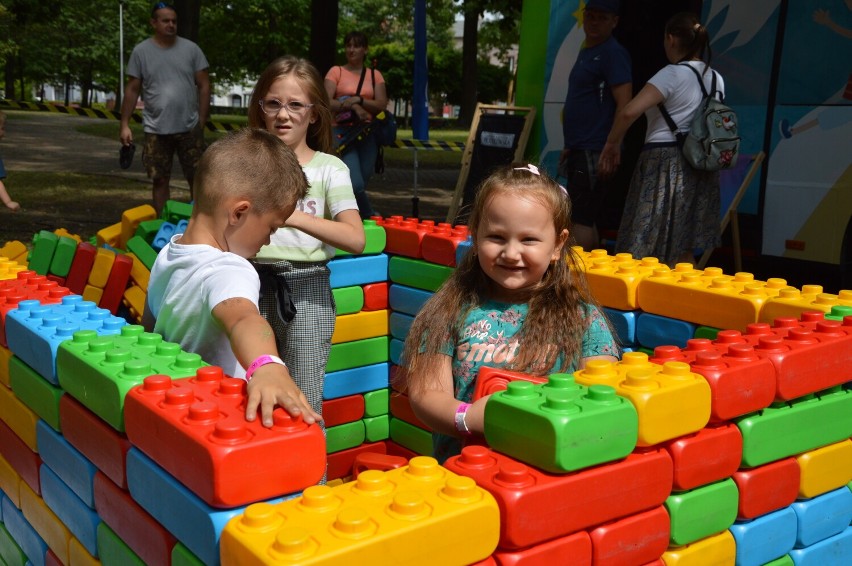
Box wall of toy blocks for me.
[0,207,850,565]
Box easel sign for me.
[447,104,536,224]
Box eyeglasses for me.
[258,99,314,116]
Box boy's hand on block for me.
[245,365,322,427]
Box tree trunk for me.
[5,59,16,99]
[458,6,481,128]
[309,0,339,77]
[174,0,201,42]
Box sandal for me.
[119,143,136,169]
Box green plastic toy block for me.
[332,286,365,315]
[125,235,158,271]
[29,230,58,275]
[171,542,205,566]
[388,256,453,292]
[484,375,638,473]
[363,388,389,417]
[736,386,852,467]
[135,219,166,243]
[326,336,388,373]
[665,478,739,545]
[49,236,78,278]
[389,417,433,456]
[97,522,146,566]
[160,200,193,224]
[693,326,720,340]
[763,556,794,566]
[336,220,387,256]
[0,522,27,566]
[56,326,207,432]
[826,305,852,321]
[9,355,64,432]
[326,420,366,453]
[364,414,390,442]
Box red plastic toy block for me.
[444,445,673,550]
[492,531,592,566]
[379,216,447,259]
[384,439,419,461]
[472,366,548,401]
[389,391,431,431]
[362,282,389,311]
[662,424,743,491]
[731,457,800,520]
[44,549,62,566]
[93,471,177,566]
[98,253,133,315]
[64,242,98,295]
[124,368,327,507]
[322,394,366,427]
[59,395,132,489]
[0,271,71,347]
[649,338,717,365]
[353,451,408,475]
[0,417,41,495]
[326,441,387,481]
[589,505,670,566]
[422,224,470,267]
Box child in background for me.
[142,128,321,428]
[0,111,21,211]
[247,56,366,422]
[401,164,619,462]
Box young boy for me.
[0,111,21,211]
[142,128,320,427]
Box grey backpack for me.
[659,64,739,172]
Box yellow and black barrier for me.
[390,138,464,151]
[0,99,240,132]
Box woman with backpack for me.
[599,12,724,267]
[325,31,389,219]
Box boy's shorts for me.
[142,125,206,180]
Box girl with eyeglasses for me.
[247,56,366,444]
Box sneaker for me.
[119,143,136,169]
[778,119,792,139]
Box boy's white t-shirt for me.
[146,234,259,378]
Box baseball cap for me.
[585,0,620,14]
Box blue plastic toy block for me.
[603,307,638,347]
[39,463,100,557]
[791,487,852,548]
[729,507,797,566]
[1,496,48,566]
[636,312,697,349]
[389,311,415,341]
[788,526,852,565]
[126,447,286,566]
[176,219,189,234]
[328,253,389,288]
[152,222,178,252]
[323,362,390,400]
[388,284,433,316]
[36,420,97,508]
[456,237,473,267]
[390,337,404,365]
[6,295,126,384]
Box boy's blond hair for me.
[192,128,309,215]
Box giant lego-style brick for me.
[96,521,146,566]
[326,441,388,482]
[580,252,660,311]
[490,530,592,566]
[334,219,387,257]
[362,282,388,311]
[732,458,800,520]
[39,464,100,557]
[662,423,742,492]
[324,362,389,399]
[120,204,157,251]
[0,452,22,508]
[387,256,453,292]
[35,421,96,508]
[788,526,852,565]
[0,381,39,452]
[63,242,97,295]
[760,286,852,322]
[322,394,366,428]
[9,356,64,431]
[328,254,389,288]
[2,496,48,566]
[635,312,697,349]
[47,236,77,279]
[484,377,638,473]
[28,231,59,276]
[471,366,548,401]
[790,487,852,548]
[388,283,432,316]
[331,286,364,315]
[19,480,72,565]
[421,224,469,267]
[379,216,434,258]
[0,272,72,348]
[0,520,29,566]
[665,477,738,545]
[444,445,672,550]
[220,457,500,565]
[125,369,325,508]
[729,507,797,566]
[796,439,852,499]
[331,309,388,344]
[589,505,670,566]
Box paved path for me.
[2,110,459,221]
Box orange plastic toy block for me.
[220,457,500,565]
[574,353,712,446]
[662,424,742,491]
[421,224,470,267]
[124,368,327,507]
[98,253,133,314]
[731,457,800,520]
[472,366,548,401]
[444,445,672,550]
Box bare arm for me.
[598,82,634,177]
[354,80,389,116]
[195,68,211,129]
[408,354,489,437]
[325,75,345,112]
[212,297,322,427]
[285,208,366,254]
[599,82,665,176]
[120,76,142,146]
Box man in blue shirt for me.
[560,0,631,250]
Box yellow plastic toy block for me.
[0,240,29,265]
[88,247,116,289]
[69,536,101,566]
[123,285,147,324]
[661,530,736,565]
[580,253,659,311]
[82,284,104,305]
[574,353,711,446]
[120,204,157,250]
[0,345,12,387]
[0,452,22,508]
[796,439,852,499]
[20,481,72,566]
[637,265,772,332]
[332,309,389,344]
[760,286,852,323]
[220,456,500,565]
[124,252,150,290]
[53,228,82,243]
[0,381,39,452]
[96,221,123,249]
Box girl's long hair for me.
[248,55,333,154]
[666,12,712,72]
[400,165,604,396]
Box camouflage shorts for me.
[141,125,206,181]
